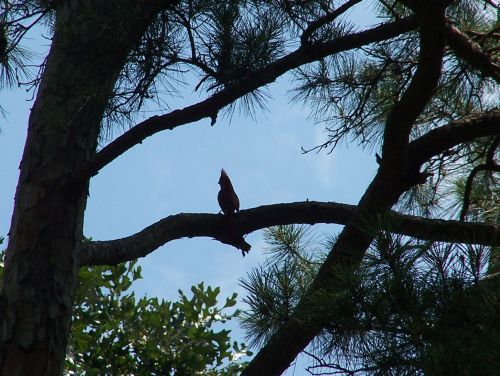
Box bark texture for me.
[0,2,165,374]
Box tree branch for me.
[79,200,500,266]
[73,16,418,182]
[459,135,500,221]
[242,3,447,374]
[300,0,363,45]
[79,107,500,268]
[459,163,500,221]
[444,22,500,83]
[380,5,446,174]
[408,109,500,169]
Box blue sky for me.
[0,57,377,304]
[0,3,380,374]
[81,78,377,298]
[1,67,377,375]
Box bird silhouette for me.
[217,169,250,256]
[218,169,239,215]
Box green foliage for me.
[105,0,288,124]
[263,224,321,265]
[240,225,499,375]
[328,235,499,376]
[294,0,498,156]
[240,225,320,347]
[293,32,419,151]
[206,3,284,83]
[2,1,499,373]
[0,244,249,375]
[66,261,250,375]
[240,226,317,347]
[240,262,314,348]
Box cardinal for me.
[218,168,240,215]
[217,169,250,256]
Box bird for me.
[217,169,249,256]
[217,169,239,215]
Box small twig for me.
[303,349,379,375]
[486,135,500,163]
[301,0,362,45]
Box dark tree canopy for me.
[0,0,498,375]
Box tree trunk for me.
[0,2,161,374]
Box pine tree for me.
[1,1,498,374]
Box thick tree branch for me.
[380,6,446,173]
[73,16,417,182]
[408,109,500,168]
[80,105,500,268]
[79,201,500,267]
[242,3,447,374]
[445,22,500,83]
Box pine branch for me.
[459,163,500,221]
[300,0,363,45]
[380,3,446,174]
[79,200,500,266]
[444,22,500,84]
[408,109,500,169]
[242,3,447,374]
[72,16,418,183]
[459,135,500,221]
